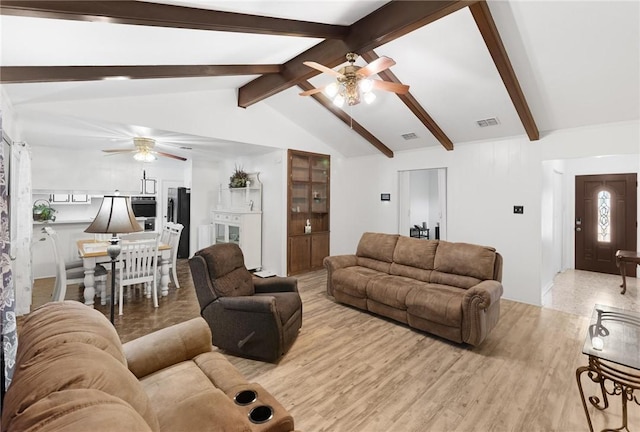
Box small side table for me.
[576,304,640,432]
[615,250,640,294]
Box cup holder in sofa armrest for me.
[234,389,258,406]
[249,405,273,424]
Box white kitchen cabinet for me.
[50,193,91,204]
[211,211,262,270]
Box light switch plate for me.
[514,205,524,214]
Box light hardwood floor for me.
[28,266,639,431]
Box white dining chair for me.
[43,226,107,303]
[162,222,184,289]
[116,235,160,315]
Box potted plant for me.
[32,200,57,222]
[229,165,250,188]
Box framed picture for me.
[142,179,156,195]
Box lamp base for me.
[107,235,121,324]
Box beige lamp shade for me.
[85,195,143,234]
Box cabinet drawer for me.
[213,213,241,222]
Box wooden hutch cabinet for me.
[287,150,330,275]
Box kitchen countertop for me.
[33,219,93,226]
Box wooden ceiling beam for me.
[239,1,476,108]
[0,1,347,39]
[469,1,539,141]
[298,81,394,158]
[0,65,282,84]
[361,50,454,151]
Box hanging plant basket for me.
[32,199,57,222]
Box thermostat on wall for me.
[381,193,391,201]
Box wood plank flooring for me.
[27,264,640,431]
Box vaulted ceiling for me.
[1,1,638,160]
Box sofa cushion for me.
[15,301,126,367]
[366,275,420,310]
[429,271,482,290]
[3,342,159,432]
[389,263,432,283]
[433,241,497,282]
[139,360,252,432]
[405,285,465,328]
[7,389,153,432]
[332,266,387,299]
[356,232,399,263]
[392,237,438,271]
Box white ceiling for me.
[1,1,638,160]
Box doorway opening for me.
[398,168,447,240]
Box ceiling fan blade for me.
[299,84,327,97]
[359,56,396,77]
[155,151,187,161]
[303,61,344,78]
[371,79,410,94]
[102,149,134,153]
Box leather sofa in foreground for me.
[324,232,503,346]
[2,301,294,432]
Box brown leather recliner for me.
[189,243,302,362]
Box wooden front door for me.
[575,173,637,275]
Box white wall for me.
[331,120,640,306]
[191,156,221,257]
[541,159,565,299]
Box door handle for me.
[576,227,582,232]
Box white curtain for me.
[11,143,32,316]
[1,112,17,403]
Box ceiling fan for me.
[299,52,410,107]
[102,137,187,162]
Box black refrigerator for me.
[167,187,190,258]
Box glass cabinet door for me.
[291,183,309,214]
[291,154,310,182]
[228,225,240,244]
[214,223,226,243]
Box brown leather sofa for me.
[2,301,295,432]
[324,232,503,346]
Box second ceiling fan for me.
[102,137,187,162]
[300,52,409,107]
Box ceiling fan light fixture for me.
[333,94,345,108]
[364,91,376,105]
[359,78,373,93]
[325,82,339,98]
[133,150,156,162]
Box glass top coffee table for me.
[576,304,640,432]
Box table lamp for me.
[85,195,142,323]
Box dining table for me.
[76,239,172,307]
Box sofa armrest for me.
[463,280,503,310]
[219,295,275,314]
[323,254,357,272]
[461,280,504,346]
[323,255,357,296]
[254,276,298,293]
[123,317,213,379]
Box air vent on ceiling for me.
[401,132,418,140]
[476,117,500,128]
[179,146,192,150]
